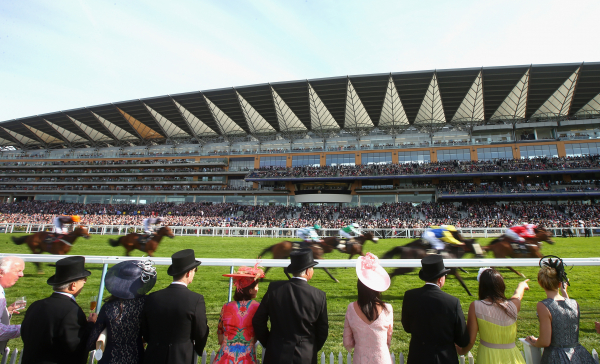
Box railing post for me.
[96,263,109,313]
[227,266,234,302]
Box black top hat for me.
[47,256,92,285]
[418,255,451,281]
[105,260,157,299]
[287,248,319,274]
[167,249,201,276]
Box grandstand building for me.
[1,62,600,207]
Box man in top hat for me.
[401,255,469,364]
[141,249,209,364]
[253,248,328,364]
[0,256,25,355]
[21,256,97,364]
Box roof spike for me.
[532,66,581,121]
[378,73,409,136]
[143,103,190,139]
[344,77,374,138]
[65,114,114,144]
[22,123,63,145]
[235,89,276,141]
[414,71,446,138]
[307,81,340,138]
[270,84,307,140]
[170,98,219,143]
[0,126,39,146]
[451,70,485,136]
[90,110,138,141]
[202,94,247,142]
[491,67,530,122]
[116,107,164,140]
[43,119,89,144]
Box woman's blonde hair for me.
[538,266,560,291]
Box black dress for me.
[87,297,146,364]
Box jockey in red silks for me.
[504,223,537,253]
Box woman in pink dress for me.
[214,263,264,364]
[343,252,393,364]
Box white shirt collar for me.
[291,277,307,282]
[171,281,188,287]
[425,282,440,289]
[55,292,76,301]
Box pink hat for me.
[356,253,390,292]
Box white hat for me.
[356,253,390,292]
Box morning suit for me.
[141,283,209,364]
[252,279,328,364]
[401,284,469,364]
[21,293,94,364]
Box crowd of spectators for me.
[1,200,598,229]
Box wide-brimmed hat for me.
[47,256,91,285]
[105,260,157,299]
[356,252,390,292]
[167,249,201,276]
[223,262,265,292]
[418,255,451,281]
[287,248,318,274]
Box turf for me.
[1,234,599,359]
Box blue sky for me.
[1,0,599,121]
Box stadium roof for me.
[2,62,600,148]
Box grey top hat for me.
[105,260,157,299]
[287,248,319,274]
[418,255,451,281]
[47,256,91,285]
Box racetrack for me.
[1,234,599,358]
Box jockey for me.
[339,223,362,240]
[505,223,537,253]
[297,225,323,244]
[143,217,164,236]
[53,215,81,235]
[422,225,464,253]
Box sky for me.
[1,0,599,122]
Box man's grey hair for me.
[0,256,23,273]
[53,282,72,291]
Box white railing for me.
[1,224,597,239]
[2,333,598,364]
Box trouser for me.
[422,230,445,250]
[505,229,525,243]
[53,218,67,234]
[339,231,353,239]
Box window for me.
[260,156,286,168]
[360,194,396,206]
[138,195,166,204]
[196,196,225,204]
[229,157,255,171]
[397,151,430,164]
[520,145,558,159]
[292,155,320,167]
[362,152,392,165]
[326,154,355,166]
[437,149,470,162]
[477,147,513,161]
[564,142,600,157]
[256,195,288,205]
[225,195,255,205]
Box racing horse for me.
[108,226,174,257]
[482,226,555,277]
[381,239,473,296]
[257,239,340,283]
[11,226,91,273]
[322,231,379,259]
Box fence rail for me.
[3,344,599,364]
[1,224,597,239]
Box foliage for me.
[1,234,598,358]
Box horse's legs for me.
[35,261,43,274]
[321,267,339,283]
[451,268,473,296]
[506,267,526,278]
[263,267,271,276]
[348,254,354,260]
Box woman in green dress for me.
[456,268,529,363]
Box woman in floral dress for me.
[214,264,264,364]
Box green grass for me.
[1,234,599,359]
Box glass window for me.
[256,195,288,205]
[565,142,600,157]
[166,196,186,204]
[360,194,396,206]
[138,195,166,204]
[85,195,111,204]
[477,147,513,161]
[437,149,471,162]
[397,151,431,163]
[229,157,255,171]
[34,195,61,202]
[225,195,255,205]
[195,195,225,204]
[292,155,321,167]
[362,152,392,165]
[112,196,136,204]
[397,194,435,202]
[59,195,86,203]
[260,156,286,168]
[520,144,558,159]
[326,154,356,166]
